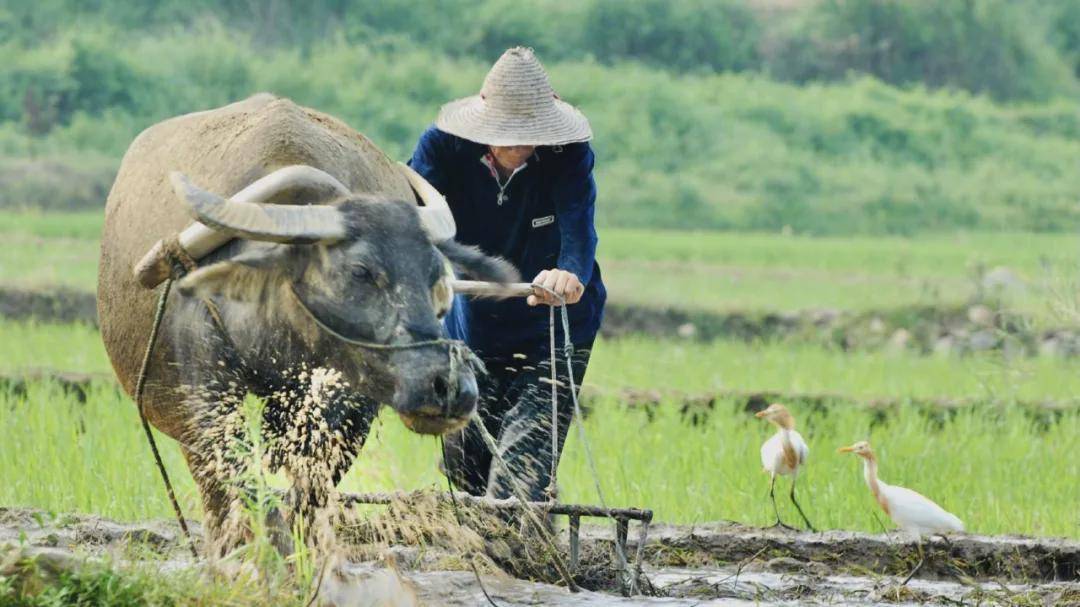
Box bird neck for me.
[861,455,888,511]
[777,427,795,449]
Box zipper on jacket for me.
[480,154,528,206]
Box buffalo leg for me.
[180,444,248,558]
[276,395,376,548]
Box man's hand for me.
[528,269,584,306]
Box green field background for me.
[2,0,1079,542]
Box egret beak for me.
[754,410,768,418]
[837,445,855,453]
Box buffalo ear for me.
[176,244,301,300]
[436,240,519,283]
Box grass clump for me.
[0,550,321,606]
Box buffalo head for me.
[168,173,516,435]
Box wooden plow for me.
[342,490,654,596]
[413,281,656,595]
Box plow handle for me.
[450,280,534,299]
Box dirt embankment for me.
[3,507,1077,606]
[4,287,1080,357]
[603,301,1080,356]
[6,369,1078,425]
[0,287,97,326]
[580,386,1077,428]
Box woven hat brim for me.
[436,96,592,147]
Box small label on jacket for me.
[531,215,555,228]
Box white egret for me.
[839,440,964,584]
[756,403,814,531]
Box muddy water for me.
[648,565,1080,605]
[285,560,1080,606]
[3,508,1078,606]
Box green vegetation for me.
[0,542,318,606]
[0,382,198,521]
[5,0,1079,101]
[588,336,1080,401]
[12,314,1080,404]
[3,320,1078,537]
[2,377,1076,538]
[4,211,1076,318]
[602,229,1079,316]
[0,320,108,374]
[0,234,99,292]
[3,0,1080,568]
[0,209,102,239]
[3,5,1080,233]
[0,561,244,606]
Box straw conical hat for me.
[436,47,592,147]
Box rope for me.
[557,295,607,508]
[531,282,642,591]
[547,303,558,500]
[162,236,198,274]
[288,284,456,351]
[134,277,198,559]
[530,283,606,507]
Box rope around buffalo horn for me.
[162,235,198,274]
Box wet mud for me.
[3,508,1076,606]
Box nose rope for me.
[288,284,458,351]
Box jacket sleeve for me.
[407,125,453,194]
[553,144,599,286]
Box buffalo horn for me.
[170,172,348,244]
[134,165,352,288]
[397,162,456,243]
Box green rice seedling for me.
[0,233,100,292]
[587,336,1080,401]
[0,381,199,521]
[0,210,103,239]
[3,379,1076,538]
[3,208,1079,317]
[0,319,109,375]
[6,320,1080,403]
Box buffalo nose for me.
[432,375,449,402]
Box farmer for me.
[408,47,605,501]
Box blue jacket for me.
[408,126,606,357]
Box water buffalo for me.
[97,94,515,553]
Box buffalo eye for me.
[350,263,388,288]
[351,264,374,283]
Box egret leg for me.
[766,474,796,531]
[788,477,816,532]
[901,540,925,585]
